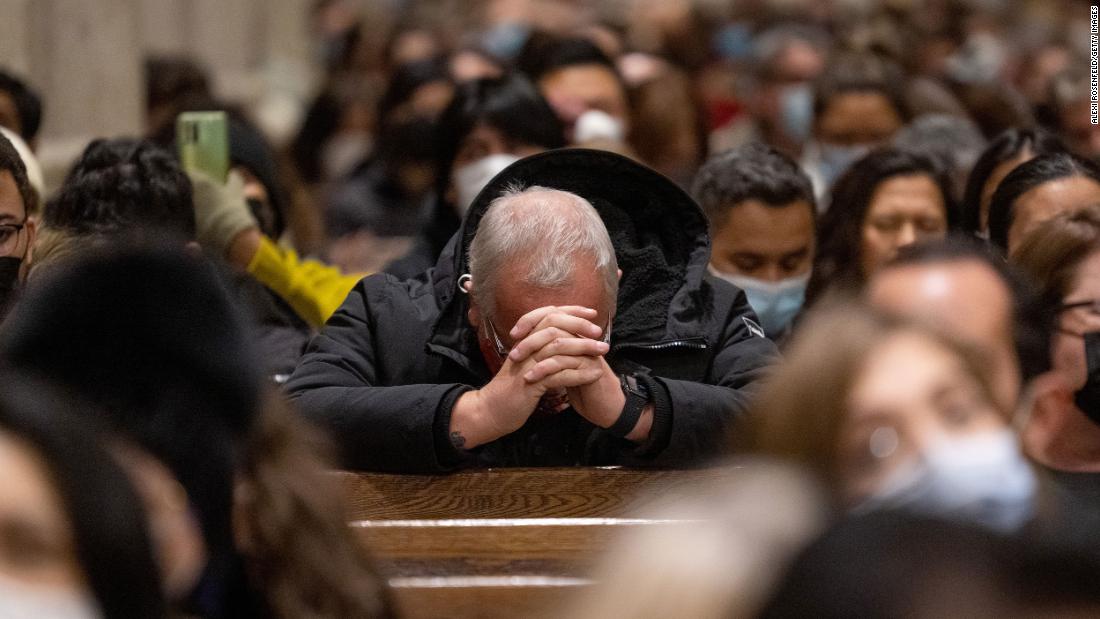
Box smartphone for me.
[177,111,229,182]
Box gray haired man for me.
[287,149,778,472]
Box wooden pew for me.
[387,575,588,619]
[338,466,726,520]
[341,468,720,619]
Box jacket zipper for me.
[612,338,709,353]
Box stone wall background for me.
[0,0,319,191]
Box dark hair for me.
[516,35,619,83]
[961,128,1066,236]
[227,117,287,239]
[812,53,908,122]
[807,148,956,304]
[0,373,166,618]
[377,56,451,122]
[434,74,565,197]
[691,142,816,231]
[290,74,382,183]
[45,138,195,239]
[886,236,1055,382]
[2,246,259,614]
[0,70,42,142]
[143,56,210,113]
[988,152,1100,251]
[2,246,393,618]
[0,131,35,218]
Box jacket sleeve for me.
[247,236,365,328]
[284,280,472,473]
[619,290,779,467]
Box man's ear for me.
[464,279,481,327]
[616,268,622,281]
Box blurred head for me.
[45,138,194,241]
[3,245,392,617]
[0,131,37,299]
[893,114,986,204]
[805,54,907,191]
[449,47,505,83]
[436,74,565,217]
[520,37,630,142]
[228,118,287,239]
[465,186,619,369]
[868,238,1054,413]
[988,152,1100,253]
[0,70,42,147]
[1013,207,1100,467]
[693,143,816,336]
[143,56,211,139]
[374,57,455,196]
[747,25,830,149]
[961,128,1066,237]
[751,304,1033,530]
[1050,67,1100,161]
[626,64,706,186]
[2,246,260,613]
[291,73,382,183]
[810,148,954,302]
[0,374,165,618]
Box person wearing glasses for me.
[0,131,36,313]
[287,149,778,472]
[1013,206,1100,532]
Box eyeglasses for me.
[485,316,612,358]
[0,220,26,257]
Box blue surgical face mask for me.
[708,266,809,337]
[778,83,813,144]
[854,429,1037,533]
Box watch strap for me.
[608,374,649,438]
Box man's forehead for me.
[870,260,1013,326]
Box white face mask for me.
[452,154,521,217]
[708,266,809,337]
[854,429,1037,533]
[573,109,626,144]
[0,574,102,619]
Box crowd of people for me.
[2,0,1100,616]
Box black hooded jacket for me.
[286,149,778,472]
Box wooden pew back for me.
[341,468,719,619]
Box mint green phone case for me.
[177,111,229,182]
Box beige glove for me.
[189,169,258,256]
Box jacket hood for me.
[427,148,712,361]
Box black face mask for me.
[0,255,22,314]
[1076,331,1100,424]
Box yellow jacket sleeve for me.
[246,236,364,328]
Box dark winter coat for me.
[286,149,778,472]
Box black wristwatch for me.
[607,373,650,438]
